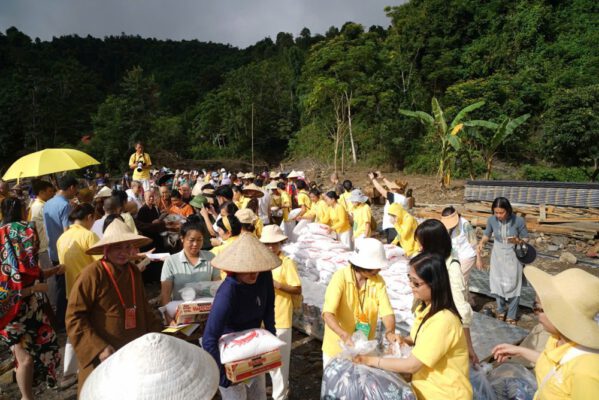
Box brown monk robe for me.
[65,259,162,394]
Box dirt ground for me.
[1,168,596,399]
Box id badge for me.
[125,307,137,330]
[355,321,371,338]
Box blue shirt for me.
[483,214,529,244]
[202,272,275,388]
[43,194,71,261]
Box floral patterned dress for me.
[0,221,60,388]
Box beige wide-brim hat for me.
[348,238,389,270]
[212,232,281,273]
[269,171,281,179]
[287,170,300,179]
[524,267,599,349]
[243,172,256,179]
[266,181,278,191]
[94,186,112,200]
[241,183,264,198]
[80,333,219,400]
[86,219,152,255]
[259,225,288,244]
[235,208,258,224]
[440,211,460,230]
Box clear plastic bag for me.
[183,281,222,298]
[470,363,496,400]
[383,341,412,359]
[321,357,416,400]
[488,363,537,400]
[339,331,378,358]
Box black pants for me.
[385,228,398,244]
[52,260,67,331]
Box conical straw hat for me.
[241,183,264,198]
[86,219,152,255]
[80,333,219,400]
[211,232,281,273]
[93,186,112,199]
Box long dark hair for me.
[491,197,513,216]
[1,197,23,224]
[410,253,461,335]
[415,219,452,259]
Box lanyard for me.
[353,270,368,316]
[101,260,136,309]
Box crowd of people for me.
[0,143,597,400]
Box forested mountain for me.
[1,0,597,180]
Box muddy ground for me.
[1,168,596,399]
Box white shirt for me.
[125,189,143,210]
[258,189,270,224]
[29,198,49,252]
[382,192,408,230]
[91,215,107,239]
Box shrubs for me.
[520,165,590,182]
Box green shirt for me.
[160,250,219,300]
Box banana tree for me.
[465,113,530,179]
[400,97,485,188]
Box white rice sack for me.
[384,244,405,261]
[307,223,337,239]
[219,328,285,364]
[293,219,309,236]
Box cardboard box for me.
[225,349,282,383]
[174,298,213,325]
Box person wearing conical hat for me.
[260,226,301,400]
[65,219,162,395]
[202,233,280,399]
[80,333,219,400]
[492,267,599,399]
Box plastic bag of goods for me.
[219,328,285,364]
[184,281,222,298]
[382,341,412,359]
[339,331,378,358]
[488,363,537,400]
[307,223,337,239]
[321,358,416,400]
[470,363,496,400]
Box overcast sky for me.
[0,0,402,48]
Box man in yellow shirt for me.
[295,180,312,220]
[322,238,396,367]
[56,203,99,387]
[261,225,301,400]
[493,267,599,399]
[277,182,294,236]
[128,142,152,191]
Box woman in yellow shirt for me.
[349,189,372,247]
[323,191,352,250]
[244,199,263,238]
[322,238,397,368]
[493,267,599,399]
[277,182,294,237]
[338,180,354,213]
[260,225,302,400]
[355,253,473,400]
[56,203,100,386]
[301,189,330,225]
[388,203,418,257]
[295,180,312,220]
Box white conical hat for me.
[80,333,219,400]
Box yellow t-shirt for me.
[57,224,100,295]
[352,203,372,238]
[329,203,351,234]
[129,152,152,180]
[339,192,354,213]
[305,199,330,225]
[211,236,239,279]
[321,266,394,357]
[254,218,264,238]
[279,190,292,221]
[410,304,472,400]
[297,190,312,210]
[271,255,301,329]
[534,335,599,399]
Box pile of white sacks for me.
[283,222,415,328]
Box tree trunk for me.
[345,91,357,164]
[485,157,494,180]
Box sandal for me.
[496,313,506,321]
[506,319,518,326]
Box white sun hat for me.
[348,238,389,270]
[349,189,368,203]
[80,333,219,400]
[93,186,112,200]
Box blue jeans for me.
[495,295,520,320]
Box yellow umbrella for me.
[3,148,100,182]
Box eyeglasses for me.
[532,301,544,314]
[406,274,426,288]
